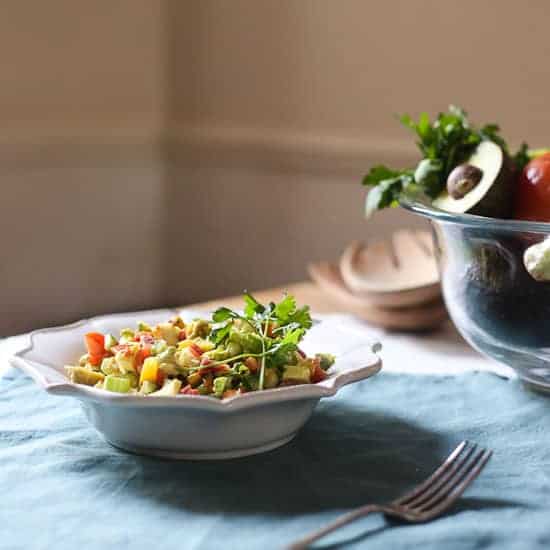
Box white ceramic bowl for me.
[10,309,382,460]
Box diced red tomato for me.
[85,333,105,366]
[156,370,165,387]
[178,329,187,341]
[311,358,328,383]
[188,343,204,358]
[198,364,230,377]
[85,333,104,356]
[202,373,214,392]
[200,357,212,366]
[135,332,155,345]
[88,354,103,367]
[111,344,129,354]
[244,357,259,373]
[515,153,550,221]
[180,384,200,395]
[136,346,152,370]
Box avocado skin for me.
[468,156,517,219]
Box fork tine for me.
[399,442,477,509]
[394,441,468,506]
[417,449,490,511]
[420,449,492,519]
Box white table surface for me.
[0,312,514,381]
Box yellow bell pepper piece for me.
[195,338,215,352]
[140,356,159,385]
[177,338,214,352]
[177,340,192,350]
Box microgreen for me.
[207,292,312,389]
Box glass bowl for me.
[402,197,550,393]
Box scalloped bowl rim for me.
[9,309,382,413]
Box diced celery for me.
[157,346,176,363]
[119,328,135,343]
[213,376,230,398]
[104,334,118,351]
[234,362,248,374]
[104,375,131,393]
[138,321,152,332]
[151,340,168,356]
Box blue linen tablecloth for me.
[1,366,550,550]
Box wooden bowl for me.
[339,230,441,309]
[308,261,447,331]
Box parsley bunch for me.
[362,105,529,216]
[210,293,312,390]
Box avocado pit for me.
[447,164,483,199]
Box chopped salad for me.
[65,293,335,398]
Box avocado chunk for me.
[263,367,279,389]
[140,380,158,394]
[151,379,182,396]
[65,366,105,386]
[282,364,311,385]
[432,141,516,218]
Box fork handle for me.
[288,504,384,549]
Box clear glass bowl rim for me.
[400,197,550,234]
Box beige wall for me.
[3,1,550,333]
[0,0,166,136]
[164,163,424,307]
[2,157,165,335]
[170,0,550,149]
[0,1,167,334]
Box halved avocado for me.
[432,141,516,218]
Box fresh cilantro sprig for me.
[362,105,529,215]
[209,292,312,390]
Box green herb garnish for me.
[362,105,528,215]
[210,292,312,390]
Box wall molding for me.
[168,124,418,178]
[0,123,418,177]
[0,125,164,170]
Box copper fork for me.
[289,441,492,549]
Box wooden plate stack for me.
[308,229,447,331]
